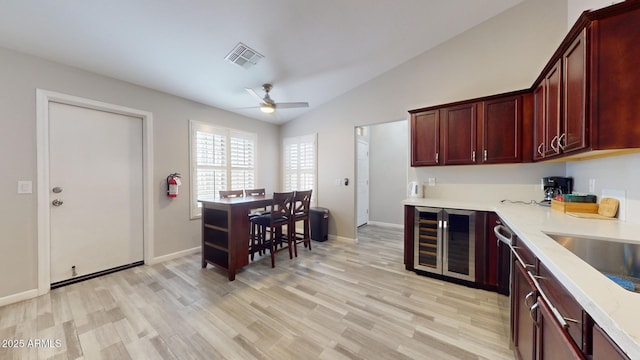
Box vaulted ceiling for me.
[0,0,523,124]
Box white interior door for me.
[49,102,143,284]
[356,138,369,227]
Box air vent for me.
[224,42,264,69]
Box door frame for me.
[36,89,154,295]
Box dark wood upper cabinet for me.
[562,29,588,153]
[590,5,640,150]
[533,60,562,160]
[441,103,477,165]
[411,1,640,166]
[410,110,440,166]
[481,95,523,164]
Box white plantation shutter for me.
[283,134,317,203]
[190,121,257,218]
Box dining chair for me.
[291,190,313,257]
[219,190,244,198]
[250,192,294,268]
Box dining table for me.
[199,195,272,280]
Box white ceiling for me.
[0,0,523,124]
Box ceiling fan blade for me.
[274,102,309,109]
[245,88,264,103]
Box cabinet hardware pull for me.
[435,152,439,164]
[472,150,476,162]
[537,143,544,156]
[550,135,559,153]
[558,133,566,150]
[524,291,536,308]
[529,302,539,325]
[531,275,546,280]
[483,149,488,162]
[563,317,580,324]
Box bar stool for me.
[291,190,312,257]
[244,188,267,261]
[250,192,294,268]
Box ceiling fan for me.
[245,83,309,114]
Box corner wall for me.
[0,47,279,300]
[281,0,569,239]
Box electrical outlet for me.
[428,177,436,186]
[588,179,596,193]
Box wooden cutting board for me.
[567,198,619,220]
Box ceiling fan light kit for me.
[260,103,275,113]
[245,83,309,114]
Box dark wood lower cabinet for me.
[513,260,537,360]
[592,324,631,360]
[537,296,584,360]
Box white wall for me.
[281,0,569,240]
[0,47,279,300]
[368,120,408,226]
[567,153,640,224]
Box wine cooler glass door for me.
[443,209,476,281]
[414,207,442,273]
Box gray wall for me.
[369,121,408,226]
[0,47,279,299]
[281,0,569,239]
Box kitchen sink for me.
[545,233,640,293]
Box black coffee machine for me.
[541,176,573,206]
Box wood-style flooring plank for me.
[0,224,513,359]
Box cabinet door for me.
[562,29,588,153]
[441,103,477,165]
[592,324,630,360]
[513,260,537,360]
[544,60,562,157]
[537,297,584,360]
[533,82,546,160]
[538,263,584,351]
[481,95,522,164]
[411,110,440,166]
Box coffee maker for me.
[541,176,573,205]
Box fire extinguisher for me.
[167,173,181,198]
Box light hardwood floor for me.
[0,224,513,360]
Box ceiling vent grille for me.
[224,42,264,69]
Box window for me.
[283,134,317,202]
[190,120,257,218]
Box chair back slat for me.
[293,190,312,215]
[271,192,294,220]
[244,188,266,197]
[219,190,244,198]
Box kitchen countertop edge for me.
[403,198,640,358]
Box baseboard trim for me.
[150,246,200,264]
[0,289,39,307]
[329,235,357,244]
[366,221,404,229]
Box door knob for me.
[52,199,64,206]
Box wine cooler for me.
[414,207,476,281]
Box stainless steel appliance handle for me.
[493,225,513,246]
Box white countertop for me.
[403,198,640,358]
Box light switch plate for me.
[18,180,33,194]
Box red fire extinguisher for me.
[167,173,181,198]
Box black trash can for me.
[309,207,329,241]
